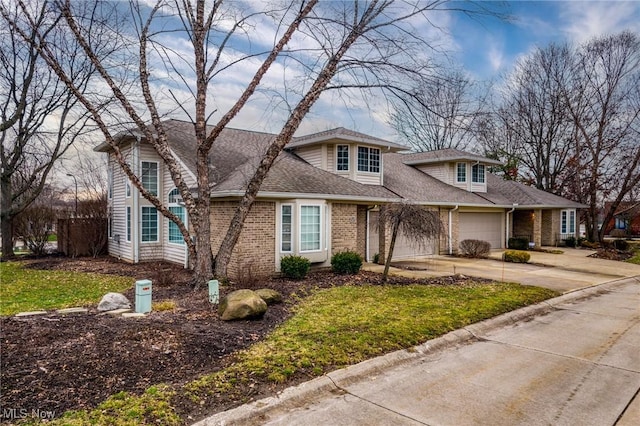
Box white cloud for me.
[559,1,640,43]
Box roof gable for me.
[288,127,407,152]
[402,148,502,166]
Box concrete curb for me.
[193,278,637,426]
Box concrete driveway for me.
[366,247,640,293]
[197,252,639,426]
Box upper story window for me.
[336,145,349,171]
[456,162,466,183]
[472,164,485,183]
[357,146,380,173]
[141,161,158,196]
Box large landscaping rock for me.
[255,288,283,305]
[97,293,131,312]
[218,289,267,321]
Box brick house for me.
[96,120,584,278]
[603,202,640,236]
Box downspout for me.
[506,204,517,248]
[133,136,141,263]
[448,205,459,255]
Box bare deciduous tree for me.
[8,0,504,285]
[390,69,486,152]
[378,203,443,282]
[0,1,100,258]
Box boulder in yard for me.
[97,293,131,312]
[218,289,267,321]
[255,288,283,305]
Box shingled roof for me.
[288,127,407,151]
[402,148,503,166]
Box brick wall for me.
[438,208,459,254]
[356,205,367,259]
[331,203,358,254]
[513,210,534,239]
[210,200,276,280]
[541,210,559,245]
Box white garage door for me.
[367,211,436,261]
[459,212,503,249]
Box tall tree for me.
[390,69,485,152]
[0,1,100,258]
[562,31,640,242]
[482,43,576,192]
[8,0,504,284]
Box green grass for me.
[626,242,640,264]
[11,276,557,425]
[0,262,132,315]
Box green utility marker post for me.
[208,280,219,304]
[135,279,152,313]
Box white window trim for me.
[107,165,113,200]
[126,180,131,198]
[141,160,159,196]
[299,204,323,253]
[561,209,576,234]
[141,206,159,243]
[336,144,350,172]
[357,145,381,174]
[126,206,131,242]
[280,204,293,253]
[456,162,467,183]
[472,163,485,184]
[168,188,186,245]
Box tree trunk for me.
[1,177,15,259]
[382,224,399,282]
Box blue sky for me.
[452,1,640,81]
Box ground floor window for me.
[281,205,292,252]
[126,207,131,242]
[561,209,575,234]
[300,205,321,251]
[141,206,158,242]
[168,206,185,244]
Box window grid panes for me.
[141,206,158,242]
[281,205,292,252]
[126,207,131,242]
[300,205,320,251]
[456,163,466,182]
[337,145,349,171]
[472,164,485,183]
[561,210,576,234]
[141,161,158,196]
[357,147,380,173]
[168,206,185,244]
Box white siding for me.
[162,160,193,266]
[354,173,382,185]
[417,164,450,184]
[108,149,134,261]
[327,144,334,172]
[471,182,487,193]
[295,146,323,168]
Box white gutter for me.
[506,204,517,248]
[449,205,459,255]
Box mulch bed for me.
[0,256,473,423]
[588,248,634,261]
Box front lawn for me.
[0,261,132,315]
[54,280,556,425]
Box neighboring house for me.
[95,120,584,278]
[604,202,640,236]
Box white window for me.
[168,188,185,244]
[126,180,131,198]
[141,206,158,242]
[357,147,380,173]
[456,162,466,183]
[141,161,158,196]
[126,207,131,242]
[336,145,349,171]
[561,209,576,234]
[281,204,293,252]
[300,205,321,251]
[472,164,485,183]
[107,165,113,199]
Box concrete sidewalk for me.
[195,276,640,426]
[364,247,640,293]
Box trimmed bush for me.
[459,239,491,258]
[280,255,311,280]
[331,251,363,274]
[503,250,530,263]
[563,236,577,248]
[508,237,529,250]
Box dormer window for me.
[358,146,380,173]
[456,162,466,183]
[472,164,485,183]
[337,145,349,171]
